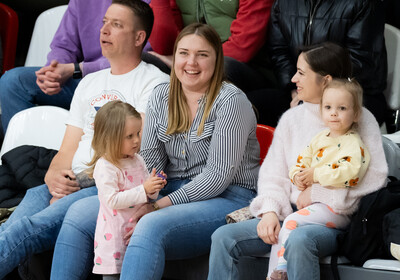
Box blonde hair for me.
[322,78,363,122]
[86,100,141,177]
[167,23,225,136]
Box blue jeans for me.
[50,195,100,280]
[0,67,80,132]
[0,184,97,278]
[208,219,342,280]
[50,179,256,280]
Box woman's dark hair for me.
[299,42,353,79]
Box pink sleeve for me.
[222,0,273,62]
[94,159,148,210]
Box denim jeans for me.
[0,67,80,132]
[50,179,256,280]
[50,195,100,280]
[208,219,341,280]
[0,184,97,279]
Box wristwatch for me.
[73,63,82,79]
[151,202,160,211]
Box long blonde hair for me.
[166,23,225,136]
[86,100,141,177]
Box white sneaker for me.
[390,242,400,261]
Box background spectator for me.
[268,0,387,125]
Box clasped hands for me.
[36,60,76,95]
[293,167,315,191]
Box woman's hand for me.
[123,196,172,245]
[123,203,153,245]
[257,212,281,245]
[296,186,312,210]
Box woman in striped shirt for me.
[117,23,260,279]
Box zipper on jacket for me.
[362,218,368,235]
[361,190,382,236]
[196,0,206,24]
[305,0,321,45]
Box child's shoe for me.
[267,269,288,280]
[391,242,400,261]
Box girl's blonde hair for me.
[322,78,363,121]
[166,22,225,136]
[87,100,141,177]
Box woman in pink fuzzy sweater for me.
[208,42,388,280]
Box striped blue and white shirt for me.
[140,82,260,205]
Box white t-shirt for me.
[67,61,169,173]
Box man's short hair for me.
[112,0,154,48]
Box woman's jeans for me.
[0,184,97,279]
[0,67,79,132]
[207,219,342,280]
[51,179,256,280]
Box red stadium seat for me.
[0,3,18,74]
[256,124,275,165]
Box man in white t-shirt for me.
[0,1,169,278]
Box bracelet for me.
[151,202,160,211]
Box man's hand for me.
[123,203,153,245]
[257,212,281,245]
[36,60,75,95]
[44,168,80,199]
[290,89,300,108]
[296,186,312,210]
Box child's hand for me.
[293,173,308,191]
[143,168,166,195]
[293,173,307,191]
[296,167,315,188]
[156,170,167,181]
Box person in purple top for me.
[0,0,154,133]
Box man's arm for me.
[44,125,83,198]
[37,0,111,94]
[148,0,183,55]
[222,0,273,63]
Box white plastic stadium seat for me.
[384,24,400,131]
[0,106,69,159]
[24,5,68,66]
[363,259,400,272]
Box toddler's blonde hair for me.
[87,100,141,177]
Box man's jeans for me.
[0,184,97,278]
[0,66,79,132]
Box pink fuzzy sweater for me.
[250,102,388,219]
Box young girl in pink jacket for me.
[87,101,166,279]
